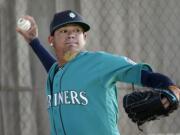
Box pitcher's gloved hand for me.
[123,88,179,127]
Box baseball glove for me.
[123,89,179,128]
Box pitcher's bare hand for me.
[16,15,38,43]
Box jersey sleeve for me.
[97,52,152,86]
[29,38,56,72]
[115,60,152,85]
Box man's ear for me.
[83,32,88,40]
[48,36,54,46]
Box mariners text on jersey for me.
[47,90,88,107]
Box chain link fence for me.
[1,0,180,135]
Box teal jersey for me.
[46,51,152,135]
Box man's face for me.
[49,24,87,55]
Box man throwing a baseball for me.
[16,10,180,135]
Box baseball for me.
[17,18,31,31]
